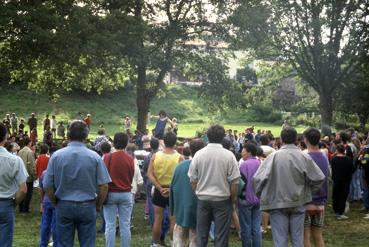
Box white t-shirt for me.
[131,159,143,194]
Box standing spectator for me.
[27,113,37,133]
[259,135,276,158]
[10,113,18,134]
[30,128,38,145]
[124,116,132,130]
[43,120,111,247]
[0,123,28,246]
[170,139,205,247]
[361,139,369,218]
[303,128,330,247]
[142,138,160,225]
[39,170,58,247]
[331,144,355,219]
[19,119,25,133]
[18,137,36,213]
[43,126,53,147]
[50,115,57,139]
[188,124,240,247]
[103,132,135,247]
[94,128,109,155]
[84,113,92,129]
[239,143,262,247]
[35,144,50,179]
[172,118,178,135]
[43,114,50,131]
[57,122,65,139]
[148,132,182,247]
[253,127,325,247]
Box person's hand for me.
[96,204,102,212]
[160,188,170,198]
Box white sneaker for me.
[151,243,165,247]
[337,215,349,220]
[363,214,369,219]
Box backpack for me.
[238,173,247,199]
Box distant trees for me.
[231,0,369,134]
[0,0,232,131]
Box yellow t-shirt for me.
[153,151,181,186]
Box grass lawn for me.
[1,84,308,140]
[13,189,369,247]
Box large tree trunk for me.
[136,65,150,133]
[319,93,333,136]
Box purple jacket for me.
[308,151,329,205]
[240,157,261,205]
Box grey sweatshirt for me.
[253,144,325,210]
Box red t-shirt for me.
[103,151,135,192]
[36,154,50,178]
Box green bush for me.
[291,114,320,128]
[245,105,282,124]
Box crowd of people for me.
[1,110,369,247]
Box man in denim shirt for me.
[0,123,28,247]
[44,120,111,247]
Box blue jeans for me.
[0,200,15,247]
[145,183,155,225]
[350,168,362,200]
[239,202,261,247]
[40,201,57,247]
[103,192,133,247]
[56,200,96,247]
[269,206,305,247]
[363,182,369,209]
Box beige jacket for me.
[18,146,36,182]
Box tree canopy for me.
[231,0,369,134]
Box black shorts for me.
[152,188,169,208]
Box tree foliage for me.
[0,0,234,131]
[231,0,369,134]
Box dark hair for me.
[126,143,137,153]
[100,142,111,154]
[259,135,269,145]
[4,142,13,152]
[221,138,232,150]
[207,124,225,144]
[23,137,32,146]
[244,143,257,156]
[163,131,177,148]
[150,137,159,150]
[183,146,191,157]
[49,145,60,154]
[0,123,7,142]
[39,144,49,154]
[281,127,297,144]
[303,128,321,146]
[339,131,351,143]
[256,146,264,157]
[189,139,205,156]
[336,144,346,154]
[159,110,167,117]
[113,132,129,149]
[97,128,105,135]
[68,120,89,141]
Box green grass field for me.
[12,190,369,246]
[0,85,307,139]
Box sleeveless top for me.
[154,118,167,139]
[153,151,181,186]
